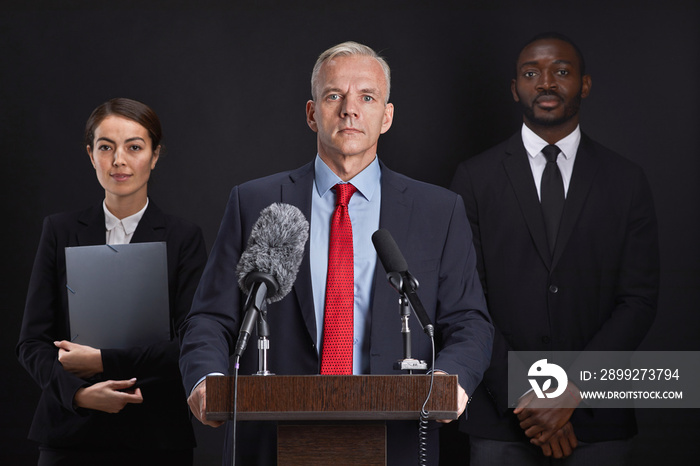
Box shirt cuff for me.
[191,372,225,397]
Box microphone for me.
[371,228,435,337]
[233,203,309,359]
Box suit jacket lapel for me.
[131,202,167,243]
[502,134,552,269]
[377,162,412,251]
[76,205,107,246]
[281,163,317,345]
[371,163,413,339]
[551,134,600,268]
[76,202,168,246]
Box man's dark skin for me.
[511,38,592,143]
[509,37,592,459]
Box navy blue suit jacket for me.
[179,160,493,465]
[451,133,659,442]
[17,202,207,451]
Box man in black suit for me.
[179,41,493,465]
[450,33,659,465]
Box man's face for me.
[511,39,591,128]
[306,55,393,166]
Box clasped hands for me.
[54,340,143,413]
[513,381,581,459]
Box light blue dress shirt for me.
[310,155,381,374]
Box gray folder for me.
[65,242,170,349]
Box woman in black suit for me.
[17,98,207,465]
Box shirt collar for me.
[313,155,381,201]
[521,123,581,160]
[103,198,149,235]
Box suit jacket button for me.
[542,336,551,344]
[549,285,558,293]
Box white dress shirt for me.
[103,199,148,245]
[521,124,581,200]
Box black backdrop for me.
[2,1,698,464]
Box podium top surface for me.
[206,374,459,421]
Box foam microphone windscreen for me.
[236,203,309,303]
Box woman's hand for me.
[55,340,104,378]
[74,378,143,413]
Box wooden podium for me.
[206,374,458,465]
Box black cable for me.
[232,356,240,466]
[418,335,436,466]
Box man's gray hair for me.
[310,41,391,103]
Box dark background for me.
[2,1,698,464]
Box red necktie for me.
[320,183,357,375]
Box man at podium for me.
[179,41,494,465]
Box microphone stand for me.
[388,272,428,373]
[256,309,274,376]
[234,271,279,370]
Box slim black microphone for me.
[233,203,309,359]
[371,228,434,337]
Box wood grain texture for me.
[278,422,385,465]
[206,374,458,421]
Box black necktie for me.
[541,144,565,254]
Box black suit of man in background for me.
[450,32,659,465]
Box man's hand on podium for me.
[434,371,468,423]
[188,379,225,428]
